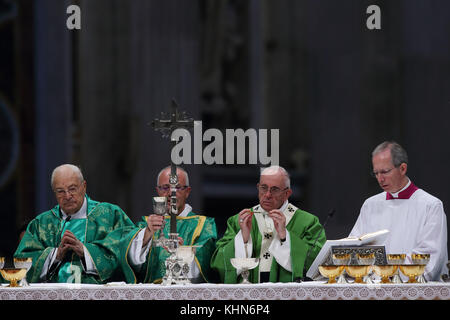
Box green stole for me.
[58,218,87,283]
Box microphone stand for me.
[297,209,335,282]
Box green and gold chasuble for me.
[210,203,326,283]
[14,196,135,284]
[121,212,217,284]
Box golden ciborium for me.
[372,265,397,283]
[399,264,426,283]
[0,268,28,287]
[332,254,351,283]
[346,265,371,284]
[411,254,430,283]
[387,254,406,283]
[13,257,32,286]
[0,257,32,287]
[319,265,344,284]
[357,253,375,284]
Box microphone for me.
[296,209,335,282]
[45,215,72,282]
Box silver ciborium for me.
[230,258,260,284]
[174,245,201,284]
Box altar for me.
[1,282,449,300]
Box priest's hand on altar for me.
[238,209,254,243]
[57,230,85,259]
[268,209,287,240]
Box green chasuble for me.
[14,196,135,284]
[210,203,326,283]
[121,212,217,284]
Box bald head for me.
[51,164,84,189]
[260,165,290,188]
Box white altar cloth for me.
[1,281,449,300]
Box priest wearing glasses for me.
[120,166,217,284]
[14,164,135,283]
[349,141,448,281]
[211,165,326,283]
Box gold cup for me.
[411,254,430,265]
[319,265,344,284]
[387,254,406,283]
[0,268,28,287]
[357,253,375,265]
[387,254,406,265]
[399,264,426,283]
[372,265,398,283]
[345,265,371,283]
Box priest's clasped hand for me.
[56,230,85,260]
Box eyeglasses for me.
[157,184,189,192]
[257,183,288,196]
[54,184,81,197]
[371,167,397,178]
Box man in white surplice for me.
[350,141,448,281]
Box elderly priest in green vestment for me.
[14,164,135,284]
[211,165,326,283]
[120,166,217,283]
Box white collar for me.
[390,179,411,198]
[177,203,192,217]
[61,197,87,220]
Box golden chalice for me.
[399,264,426,283]
[13,257,32,286]
[346,265,371,283]
[319,265,344,284]
[332,254,351,283]
[411,254,430,283]
[372,265,398,283]
[387,254,406,283]
[0,268,28,287]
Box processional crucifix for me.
[150,99,195,285]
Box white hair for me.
[51,164,84,188]
[260,165,290,188]
[156,166,190,186]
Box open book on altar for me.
[306,229,389,280]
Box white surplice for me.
[350,181,448,281]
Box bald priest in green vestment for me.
[120,166,218,284]
[211,166,326,283]
[14,164,135,284]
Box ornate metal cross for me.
[151,99,194,233]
